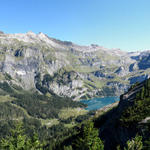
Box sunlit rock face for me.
[0,31,150,100]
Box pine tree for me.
[141,87,145,99]
[124,135,143,150]
[74,121,104,150]
[0,123,42,150]
[117,135,143,150]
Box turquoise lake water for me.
[81,97,120,111]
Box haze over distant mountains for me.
[0,31,150,100]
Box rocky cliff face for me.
[0,31,150,100]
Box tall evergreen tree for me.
[74,121,104,150]
[0,123,42,150]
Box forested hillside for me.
[0,81,94,149]
[1,79,150,150]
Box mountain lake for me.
[81,97,120,111]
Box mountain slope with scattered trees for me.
[58,78,150,150]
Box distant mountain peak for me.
[26,31,35,35]
[38,32,48,39]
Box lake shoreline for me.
[95,101,119,116]
[81,96,120,111]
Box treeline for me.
[12,92,85,119]
[0,81,86,120]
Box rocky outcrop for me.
[115,66,129,76]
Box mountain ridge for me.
[0,31,150,100]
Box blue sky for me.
[0,0,150,51]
